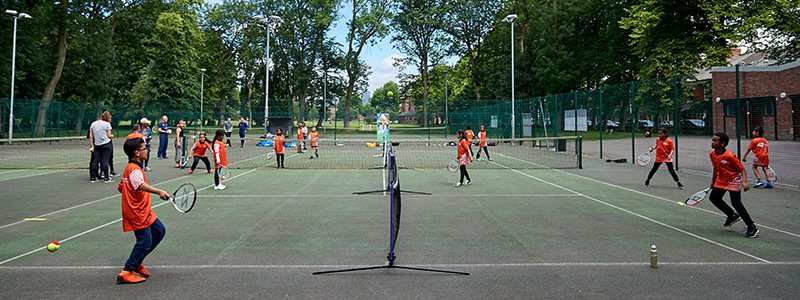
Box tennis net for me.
[0,136,582,170]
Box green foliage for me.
[369,81,400,111]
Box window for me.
[764,102,775,115]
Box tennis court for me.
[1,135,799,299]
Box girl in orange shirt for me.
[187,133,213,174]
[454,129,473,187]
[475,125,492,161]
[274,128,285,169]
[309,126,319,159]
[212,130,229,190]
[644,128,684,189]
[709,132,758,238]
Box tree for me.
[369,81,400,112]
[391,0,449,127]
[341,0,392,128]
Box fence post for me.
[631,81,636,163]
[735,65,742,158]
[599,86,603,159]
[673,75,679,169]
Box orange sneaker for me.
[117,270,146,284]
[135,264,150,277]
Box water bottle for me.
[650,245,658,268]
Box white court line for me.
[0,170,68,182]
[491,161,771,263]
[3,261,800,270]
[555,169,800,239]
[195,194,581,198]
[0,166,264,266]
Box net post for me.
[577,136,583,169]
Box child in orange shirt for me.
[309,126,319,159]
[742,127,772,188]
[187,133,213,174]
[116,138,170,283]
[475,125,492,161]
[274,128,285,169]
[644,128,684,189]
[454,129,473,187]
[212,130,229,190]
[464,125,475,156]
[126,124,144,140]
[296,125,304,153]
[709,132,758,238]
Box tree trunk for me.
[35,2,68,136]
[344,84,355,128]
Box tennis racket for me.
[685,187,711,206]
[266,150,275,160]
[447,159,459,173]
[636,151,651,167]
[170,183,197,213]
[179,155,189,168]
[767,166,777,182]
[219,166,232,181]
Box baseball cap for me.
[140,118,151,124]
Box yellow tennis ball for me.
[47,241,60,253]
[387,91,394,97]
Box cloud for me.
[368,54,404,93]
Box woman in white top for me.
[89,111,115,183]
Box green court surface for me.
[1,149,799,299]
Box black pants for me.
[476,146,490,159]
[709,187,754,226]
[90,143,113,179]
[191,156,211,172]
[646,162,680,183]
[214,166,221,186]
[459,165,470,183]
[277,154,285,168]
[225,132,232,147]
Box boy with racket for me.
[475,125,492,161]
[116,138,170,283]
[454,129,473,187]
[708,132,758,238]
[212,130,229,190]
[274,128,286,169]
[644,128,684,189]
[187,132,213,174]
[309,126,319,159]
[742,127,773,188]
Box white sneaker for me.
[488,158,493,161]
[476,158,481,161]
[214,184,226,190]
[453,182,462,187]
[464,180,471,185]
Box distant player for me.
[475,125,492,161]
[464,125,475,156]
[742,127,772,188]
[296,125,304,153]
[301,122,309,150]
[139,118,153,172]
[212,130,228,190]
[116,137,170,284]
[309,126,319,159]
[454,129,473,187]
[187,133,213,174]
[126,124,144,140]
[274,128,286,169]
[238,117,248,148]
[223,117,233,148]
[644,127,684,190]
[708,132,758,238]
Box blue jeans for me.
[158,134,168,158]
[124,218,165,271]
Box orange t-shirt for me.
[478,131,487,147]
[117,162,157,232]
[710,149,744,191]
[747,137,769,166]
[213,140,228,168]
[309,131,319,147]
[192,140,212,157]
[458,139,471,160]
[126,132,144,140]
[654,137,674,163]
[465,130,475,142]
[274,134,285,154]
[296,128,304,140]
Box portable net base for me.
[313,149,468,276]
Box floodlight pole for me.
[253,15,282,135]
[323,69,327,133]
[5,10,31,144]
[200,68,206,133]
[444,68,448,138]
[503,14,517,139]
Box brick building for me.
[711,60,800,140]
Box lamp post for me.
[444,68,449,138]
[323,69,327,133]
[502,14,517,139]
[200,68,206,133]
[252,14,282,134]
[4,10,32,144]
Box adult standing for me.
[89,110,115,183]
[238,117,248,148]
[174,120,186,168]
[223,118,233,148]
[301,122,309,150]
[157,116,170,159]
[139,118,153,171]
